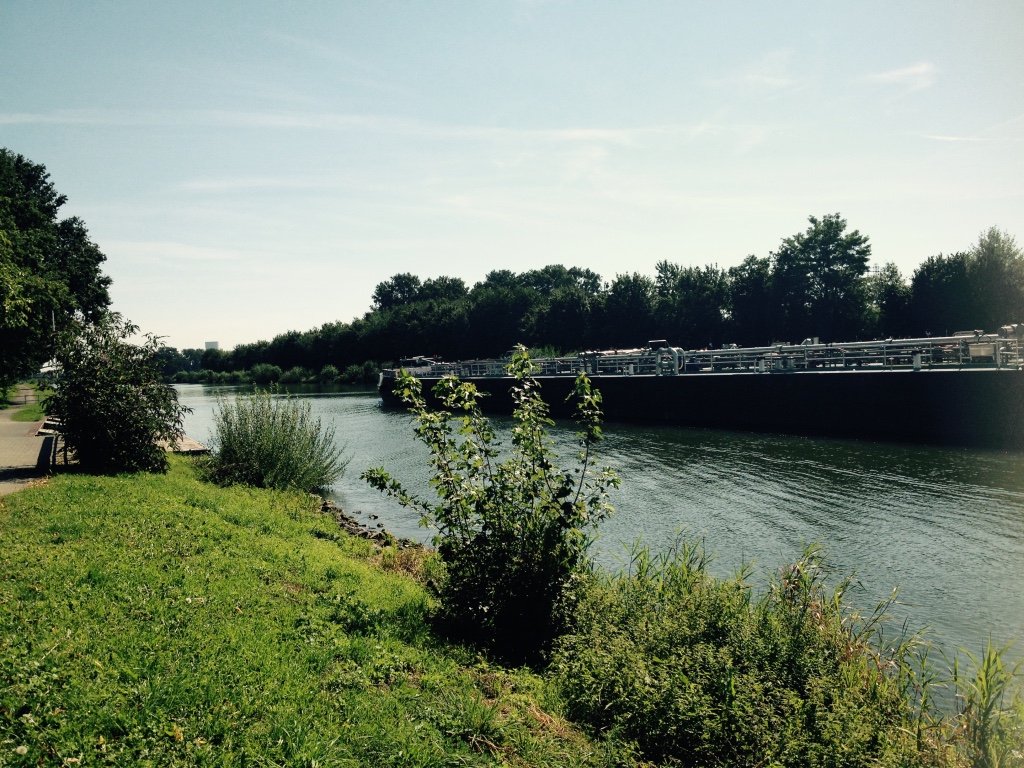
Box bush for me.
[318,364,340,384]
[200,387,348,494]
[280,366,311,385]
[550,541,1024,767]
[342,361,380,384]
[363,346,618,666]
[49,314,189,473]
[250,363,282,384]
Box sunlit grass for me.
[0,458,602,766]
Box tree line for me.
[164,214,1024,382]
[2,146,1020,386]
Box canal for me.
[177,384,1024,661]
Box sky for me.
[2,1,1022,351]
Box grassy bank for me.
[2,459,1021,766]
[0,459,605,766]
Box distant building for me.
[205,341,220,351]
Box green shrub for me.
[250,363,282,384]
[280,365,311,384]
[551,541,995,766]
[319,364,340,383]
[342,361,380,384]
[200,387,348,493]
[363,346,618,667]
[49,314,189,473]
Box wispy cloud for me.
[104,240,243,263]
[925,134,983,143]
[707,49,800,92]
[867,62,936,91]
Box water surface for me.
[177,384,1024,659]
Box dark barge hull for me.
[380,368,1024,450]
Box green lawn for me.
[9,402,45,423]
[0,459,607,767]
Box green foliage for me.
[966,227,1024,330]
[279,365,312,384]
[772,213,872,342]
[48,313,188,474]
[339,360,380,384]
[201,387,349,494]
[0,460,610,767]
[318,363,340,383]
[0,148,112,389]
[249,362,282,384]
[363,346,619,667]
[951,640,1024,768]
[553,541,1024,767]
[655,261,731,348]
[867,262,913,338]
[143,219,1023,381]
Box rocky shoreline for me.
[319,497,424,551]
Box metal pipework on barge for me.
[380,326,1024,450]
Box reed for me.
[200,387,348,494]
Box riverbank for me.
[4,458,1020,765]
[0,458,603,766]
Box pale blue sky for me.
[2,1,1022,350]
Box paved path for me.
[0,387,53,497]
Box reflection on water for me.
[177,384,1024,659]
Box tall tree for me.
[908,253,973,336]
[0,149,112,387]
[967,226,1024,330]
[371,272,421,311]
[530,285,595,353]
[727,255,776,345]
[772,213,870,342]
[865,262,911,338]
[654,261,730,348]
[602,273,657,348]
[419,275,468,303]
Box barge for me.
[380,327,1024,450]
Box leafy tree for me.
[475,269,520,290]
[967,226,1024,330]
[467,284,541,357]
[728,255,777,345]
[371,272,422,311]
[909,253,973,336]
[530,285,595,353]
[772,214,871,342]
[521,264,603,297]
[418,275,468,303]
[655,261,730,348]
[0,148,112,388]
[250,363,282,384]
[603,272,657,348]
[363,346,619,666]
[318,364,340,383]
[49,314,189,474]
[866,262,912,338]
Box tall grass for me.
[200,387,349,494]
[951,641,1024,768]
[551,540,1024,767]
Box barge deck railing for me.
[387,326,1024,382]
